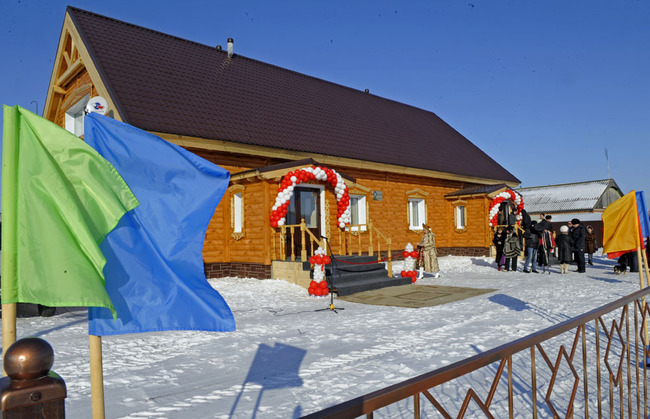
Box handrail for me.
[368,219,392,277]
[272,220,324,262]
[302,285,650,418]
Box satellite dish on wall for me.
[85,96,108,116]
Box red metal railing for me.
[302,286,650,418]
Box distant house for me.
[517,179,624,245]
[43,7,520,281]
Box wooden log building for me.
[43,7,521,282]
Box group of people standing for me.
[493,211,598,274]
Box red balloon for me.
[410,271,417,277]
[319,281,328,289]
[410,251,419,258]
[402,251,409,258]
[323,256,331,265]
[309,256,316,264]
[310,280,318,288]
[308,287,315,295]
[401,271,407,278]
[271,220,278,227]
[412,277,417,283]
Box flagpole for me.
[2,106,20,374]
[1,304,17,375]
[642,246,650,290]
[637,247,647,289]
[89,335,106,419]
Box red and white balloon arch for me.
[269,166,351,228]
[488,189,525,227]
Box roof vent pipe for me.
[216,45,222,51]
[227,38,234,58]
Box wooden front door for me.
[285,187,321,259]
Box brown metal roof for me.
[67,7,520,184]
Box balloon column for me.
[270,166,351,228]
[400,243,419,283]
[308,247,332,296]
[488,189,525,227]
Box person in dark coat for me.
[570,218,586,273]
[503,226,521,272]
[556,225,573,273]
[584,225,597,265]
[493,227,506,271]
[535,214,554,268]
[523,221,539,273]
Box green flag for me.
[1,105,139,315]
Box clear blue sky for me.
[2,0,649,201]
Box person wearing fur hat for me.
[556,225,573,273]
[570,218,586,273]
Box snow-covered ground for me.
[1,253,643,418]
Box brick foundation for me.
[383,247,489,259]
[437,247,490,257]
[205,247,489,279]
[204,262,271,279]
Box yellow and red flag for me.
[602,191,645,259]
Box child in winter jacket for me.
[556,225,573,274]
[493,227,506,271]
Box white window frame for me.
[455,205,467,230]
[233,193,243,233]
[229,185,245,240]
[64,94,90,136]
[347,194,367,232]
[408,198,426,230]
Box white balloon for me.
[278,219,285,226]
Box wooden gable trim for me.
[405,188,429,198]
[44,11,123,123]
[230,161,370,194]
[347,183,371,196]
[60,83,93,111]
[156,132,519,187]
[486,187,509,199]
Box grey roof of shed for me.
[516,179,624,214]
[67,7,519,184]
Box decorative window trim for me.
[405,188,429,199]
[229,184,245,240]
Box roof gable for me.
[64,7,519,184]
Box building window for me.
[408,198,426,230]
[229,185,245,240]
[348,195,367,231]
[233,193,243,233]
[64,94,89,136]
[455,205,467,231]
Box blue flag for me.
[85,113,235,335]
[637,191,650,240]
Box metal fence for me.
[302,286,650,418]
